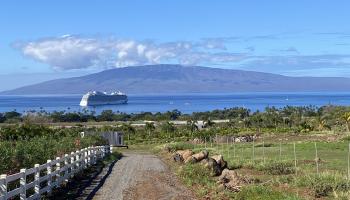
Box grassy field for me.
[147,135,350,200]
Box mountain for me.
[2,64,350,95]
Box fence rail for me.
[0,145,112,200]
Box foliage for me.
[295,172,349,198]
[256,161,295,175]
[234,185,302,200]
[0,124,107,175]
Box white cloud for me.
[17,35,246,70]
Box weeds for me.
[295,172,349,197]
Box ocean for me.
[1,93,350,114]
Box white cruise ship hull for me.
[80,93,128,106]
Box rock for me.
[192,150,209,162]
[200,157,222,176]
[211,155,227,170]
[173,153,184,162]
[173,149,194,162]
[180,150,194,161]
[217,169,251,192]
[184,156,197,164]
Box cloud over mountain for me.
[16,35,245,70]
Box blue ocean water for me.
[0,93,350,114]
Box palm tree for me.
[145,122,156,138]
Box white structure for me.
[0,146,111,200]
[80,91,128,106]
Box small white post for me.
[84,149,88,168]
[0,174,7,200]
[76,150,80,169]
[20,169,26,200]
[56,157,61,186]
[47,160,52,195]
[110,145,113,154]
[70,152,75,176]
[87,148,91,165]
[64,154,69,180]
[34,164,40,199]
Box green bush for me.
[295,172,349,197]
[257,161,295,175]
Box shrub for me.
[165,142,195,152]
[257,161,295,175]
[295,172,349,198]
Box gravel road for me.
[93,152,195,200]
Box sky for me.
[1,0,350,91]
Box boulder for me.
[217,169,252,192]
[211,155,227,170]
[184,156,197,164]
[200,157,222,176]
[173,149,194,162]
[192,150,209,162]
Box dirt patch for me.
[92,152,195,200]
[123,170,195,200]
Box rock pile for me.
[171,148,252,192]
[217,169,252,192]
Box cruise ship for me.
[79,91,128,106]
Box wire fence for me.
[194,136,350,178]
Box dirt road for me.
[93,152,195,200]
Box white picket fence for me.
[0,145,112,200]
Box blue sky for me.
[1,0,350,91]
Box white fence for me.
[0,145,112,200]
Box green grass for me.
[234,185,303,200]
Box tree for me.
[145,122,156,137]
[120,123,136,142]
[161,121,176,138]
[204,118,215,128]
[186,120,198,137]
[98,110,114,121]
[342,112,350,132]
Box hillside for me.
[2,64,350,94]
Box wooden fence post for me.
[348,143,350,181]
[0,174,7,200]
[263,141,265,164]
[34,164,40,199]
[252,139,255,162]
[314,142,319,175]
[47,160,52,195]
[20,168,26,200]
[279,142,282,161]
[294,143,297,175]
